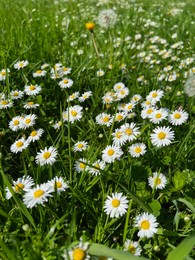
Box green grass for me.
[0,0,195,259]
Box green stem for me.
[123,199,133,243]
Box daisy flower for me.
[168,109,189,125]
[27,129,44,142]
[128,143,147,157]
[148,172,167,190]
[59,78,73,89]
[115,87,129,100]
[10,137,30,153]
[79,91,92,102]
[141,107,155,119]
[23,101,40,109]
[97,69,105,77]
[102,145,123,163]
[88,160,106,176]
[33,70,47,77]
[150,126,175,147]
[112,128,127,146]
[62,240,90,260]
[24,84,42,96]
[104,192,129,218]
[73,141,88,152]
[47,176,68,194]
[113,82,125,92]
[124,240,142,256]
[146,90,164,104]
[63,105,83,123]
[10,90,24,100]
[35,146,58,166]
[0,99,13,109]
[141,99,153,108]
[67,92,79,102]
[114,111,127,122]
[53,120,62,129]
[120,123,140,142]
[5,176,34,200]
[21,114,37,129]
[102,93,114,104]
[74,158,88,173]
[131,94,142,104]
[0,69,10,81]
[23,183,53,208]
[9,116,23,131]
[14,60,29,70]
[134,212,158,238]
[148,108,168,124]
[123,102,135,113]
[60,67,72,75]
[96,113,113,127]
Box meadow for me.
[0,0,195,259]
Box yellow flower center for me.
[29,85,36,90]
[107,149,115,156]
[25,118,31,124]
[103,116,109,122]
[147,109,153,114]
[13,120,19,126]
[72,248,85,260]
[63,67,68,71]
[19,62,24,67]
[116,85,122,90]
[34,189,44,198]
[36,70,42,74]
[120,90,125,95]
[43,152,51,159]
[54,181,62,188]
[145,100,151,105]
[77,143,84,149]
[116,131,122,138]
[156,113,162,119]
[154,177,161,185]
[16,141,24,148]
[71,110,78,117]
[28,101,34,105]
[111,198,120,207]
[128,245,136,254]
[116,114,123,121]
[30,131,37,137]
[15,183,24,192]
[127,104,133,110]
[125,128,133,135]
[79,163,86,169]
[174,113,181,119]
[152,92,157,98]
[13,92,19,96]
[1,71,6,76]
[1,100,8,105]
[63,79,69,84]
[158,132,166,139]
[94,163,100,169]
[140,220,150,230]
[134,147,142,153]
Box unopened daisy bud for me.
[154,245,160,252]
[22,224,30,231]
[85,22,95,32]
[184,216,190,223]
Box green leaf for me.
[178,198,195,213]
[148,199,161,212]
[166,233,195,260]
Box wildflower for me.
[113,82,125,92]
[67,92,79,102]
[21,114,37,129]
[97,9,117,28]
[0,99,13,109]
[23,101,40,109]
[35,146,58,166]
[168,109,189,125]
[114,111,127,122]
[146,90,164,104]
[74,158,88,173]
[124,240,142,256]
[184,74,195,97]
[79,91,92,102]
[53,120,62,129]
[10,90,24,100]
[73,141,88,152]
[120,123,140,142]
[96,113,113,127]
[148,108,168,124]
[10,137,30,153]
[104,192,129,218]
[115,87,129,100]
[141,107,155,119]
[97,69,105,77]
[112,128,127,146]
[23,183,53,208]
[88,160,106,176]
[14,60,29,70]
[0,69,10,81]
[9,116,23,131]
[47,176,68,194]
[5,176,34,200]
[128,143,147,157]
[148,172,167,190]
[61,67,72,76]
[131,94,142,103]
[63,240,90,260]
[63,105,83,123]
[59,78,73,89]
[102,145,123,163]
[135,212,158,238]
[27,129,44,143]
[33,70,47,77]
[85,22,95,32]
[123,102,135,113]
[150,126,175,147]
[24,84,42,96]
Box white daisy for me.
[73,141,88,152]
[102,145,123,163]
[9,116,23,131]
[62,240,90,260]
[23,183,53,208]
[21,114,37,129]
[148,172,167,190]
[23,101,40,109]
[5,175,34,200]
[97,69,105,77]
[104,192,129,218]
[74,158,88,173]
[168,109,189,125]
[96,113,113,127]
[59,78,73,89]
[14,60,29,70]
[47,176,68,194]
[88,160,106,176]
[78,91,92,102]
[35,146,58,166]
[67,92,79,102]
[113,82,125,92]
[112,128,127,146]
[128,143,147,157]
[10,90,24,100]
[114,111,127,122]
[27,129,44,143]
[150,126,175,147]
[60,67,72,75]
[120,123,140,142]
[123,102,135,113]
[141,107,155,119]
[146,90,164,104]
[124,240,142,256]
[115,87,129,100]
[33,69,47,78]
[131,94,142,104]
[0,99,13,109]
[24,84,42,96]
[0,69,10,81]
[135,212,158,238]
[148,108,168,124]
[10,137,30,153]
[63,105,83,123]
[53,120,62,129]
